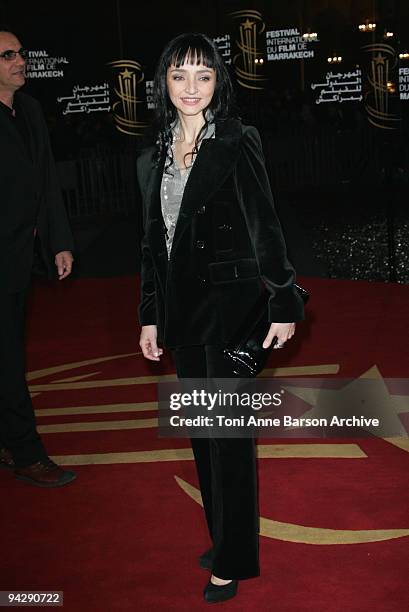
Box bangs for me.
[169,42,215,69]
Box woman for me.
[138,32,304,603]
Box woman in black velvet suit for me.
[138,32,304,603]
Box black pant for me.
[172,345,259,580]
[0,291,47,467]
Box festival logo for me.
[361,43,401,129]
[229,9,268,90]
[108,59,149,135]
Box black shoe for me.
[199,547,214,570]
[204,578,238,603]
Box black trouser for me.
[172,345,260,580]
[0,290,47,467]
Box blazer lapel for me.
[170,119,242,255]
[144,149,167,254]
[143,118,242,258]
[145,151,165,223]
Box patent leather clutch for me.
[223,284,309,377]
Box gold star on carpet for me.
[281,365,409,439]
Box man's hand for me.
[140,325,163,361]
[263,322,295,350]
[55,251,74,280]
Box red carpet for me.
[1,275,408,611]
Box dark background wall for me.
[1,0,408,282]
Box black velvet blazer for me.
[137,117,304,348]
[0,92,73,294]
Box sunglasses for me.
[0,48,28,61]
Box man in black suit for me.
[0,26,76,486]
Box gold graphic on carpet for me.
[175,476,409,545]
[22,354,409,546]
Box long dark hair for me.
[152,32,237,168]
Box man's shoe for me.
[199,548,214,570]
[14,458,76,488]
[0,447,15,470]
[204,578,238,603]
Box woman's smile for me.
[181,97,201,104]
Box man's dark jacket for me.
[0,91,73,294]
[137,118,304,348]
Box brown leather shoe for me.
[14,458,76,488]
[0,447,15,470]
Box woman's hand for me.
[140,325,163,361]
[263,322,295,350]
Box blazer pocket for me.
[209,258,259,284]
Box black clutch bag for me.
[223,284,309,377]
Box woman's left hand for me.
[263,322,295,350]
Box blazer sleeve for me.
[137,154,157,326]
[234,125,304,323]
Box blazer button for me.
[196,240,205,249]
[197,205,206,215]
[197,275,207,284]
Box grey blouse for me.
[161,121,215,258]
